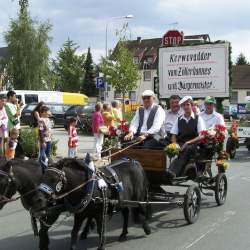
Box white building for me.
[230,65,250,104]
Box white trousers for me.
[94,133,104,158]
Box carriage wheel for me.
[215,173,227,206]
[183,185,201,224]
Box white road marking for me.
[181,210,236,250]
[241,177,250,182]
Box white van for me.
[0,90,88,106]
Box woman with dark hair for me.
[32,101,45,127]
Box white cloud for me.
[219,30,250,62]
[77,48,105,63]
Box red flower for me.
[200,130,209,143]
[215,124,226,132]
[119,120,129,133]
[109,126,117,137]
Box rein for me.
[104,140,142,159]
[101,139,141,155]
[0,169,38,205]
[0,187,38,205]
[46,177,97,201]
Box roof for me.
[0,47,8,59]
[232,65,250,89]
[121,34,211,70]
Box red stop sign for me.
[162,30,184,47]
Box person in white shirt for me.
[167,96,206,178]
[199,96,225,129]
[124,90,166,148]
[165,95,182,134]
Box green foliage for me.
[81,47,98,96]
[51,140,58,156]
[123,111,135,123]
[20,128,39,157]
[20,128,58,157]
[236,52,249,65]
[4,2,52,90]
[101,42,140,113]
[53,39,85,92]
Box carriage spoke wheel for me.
[215,173,227,206]
[183,185,201,224]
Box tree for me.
[101,41,140,112]
[236,53,249,65]
[5,0,52,89]
[82,47,98,96]
[52,39,85,92]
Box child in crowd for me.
[102,103,115,128]
[92,102,104,160]
[38,106,52,170]
[0,96,8,157]
[68,117,79,158]
[5,128,19,160]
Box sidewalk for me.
[53,128,95,157]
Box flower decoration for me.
[216,150,229,172]
[165,143,180,159]
[200,124,227,145]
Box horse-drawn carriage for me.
[111,144,228,224]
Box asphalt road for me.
[1,130,250,250]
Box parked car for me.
[21,103,72,127]
[64,103,95,134]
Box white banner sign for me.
[158,43,229,98]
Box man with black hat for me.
[167,96,205,178]
[124,89,165,148]
[200,96,225,129]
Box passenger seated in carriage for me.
[166,96,206,178]
[124,90,166,149]
[200,96,226,130]
[162,95,182,146]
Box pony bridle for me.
[39,167,67,197]
[0,169,15,201]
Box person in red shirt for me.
[68,117,79,158]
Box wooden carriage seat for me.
[111,148,166,172]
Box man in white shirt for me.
[199,96,225,129]
[124,90,166,148]
[165,95,182,135]
[167,96,206,178]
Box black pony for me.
[0,159,64,250]
[37,155,151,250]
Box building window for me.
[146,56,153,64]
[247,91,250,97]
[230,91,238,104]
[133,57,139,64]
[143,70,151,81]
[129,91,136,101]
[25,94,38,104]
[114,91,122,99]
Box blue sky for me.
[0,0,250,62]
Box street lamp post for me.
[104,14,134,101]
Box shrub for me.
[20,128,39,158]
[20,128,58,158]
